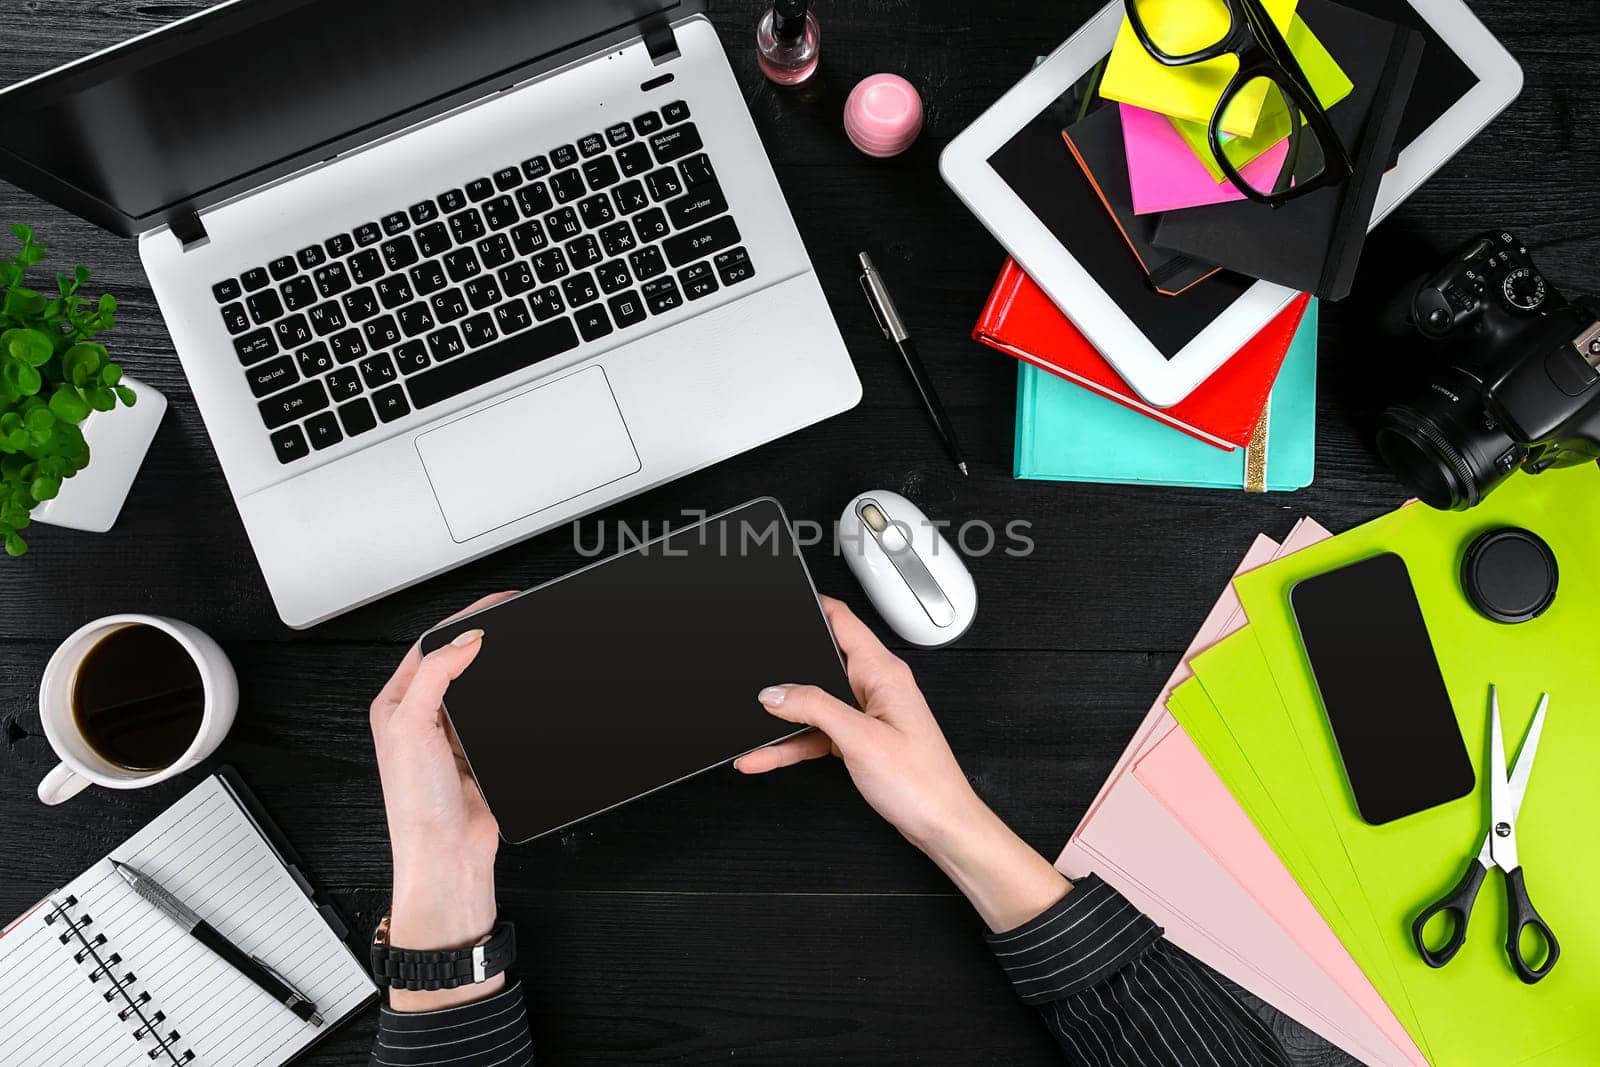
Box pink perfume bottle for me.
[757,0,820,86]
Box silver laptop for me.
[0,0,860,628]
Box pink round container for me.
[844,74,923,158]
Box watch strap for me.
[372,920,516,991]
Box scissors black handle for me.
[1503,866,1560,984]
[1411,858,1487,967]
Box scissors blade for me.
[1507,693,1549,822]
[1487,688,1518,872]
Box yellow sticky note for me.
[1100,0,1300,137]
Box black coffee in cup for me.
[71,625,206,772]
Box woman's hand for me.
[737,596,1071,932]
[370,592,516,1009]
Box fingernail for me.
[452,629,485,648]
[758,686,788,708]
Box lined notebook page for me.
[0,777,375,1067]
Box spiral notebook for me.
[0,772,377,1066]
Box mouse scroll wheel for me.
[860,502,910,550]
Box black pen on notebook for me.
[111,860,324,1027]
[858,252,969,477]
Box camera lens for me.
[1376,370,1522,510]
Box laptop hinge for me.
[642,15,679,64]
[170,210,210,250]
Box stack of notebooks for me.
[975,0,1426,491]
[1060,462,1600,1065]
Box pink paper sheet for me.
[1120,103,1290,215]
[1057,521,1427,1067]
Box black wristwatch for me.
[370,914,517,991]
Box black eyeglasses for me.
[1123,0,1353,204]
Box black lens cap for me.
[1461,527,1558,624]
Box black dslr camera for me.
[1377,232,1600,509]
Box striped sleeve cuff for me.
[373,979,534,1066]
[984,875,1164,1005]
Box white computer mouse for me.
[839,490,977,648]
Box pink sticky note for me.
[1120,103,1290,215]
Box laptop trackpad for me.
[416,366,641,543]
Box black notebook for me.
[1150,0,1425,301]
[0,772,376,1066]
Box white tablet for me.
[940,0,1522,408]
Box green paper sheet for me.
[1172,464,1600,1066]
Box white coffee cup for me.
[37,614,238,805]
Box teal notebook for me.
[1014,300,1318,490]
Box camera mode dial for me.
[1502,266,1547,312]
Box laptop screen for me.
[0,0,684,235]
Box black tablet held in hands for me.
[1290,552,1475,825]
[419,498,853,843]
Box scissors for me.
[1411,686,1560,984]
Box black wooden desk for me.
[2,2,1591,1063]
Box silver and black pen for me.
[111,860,323,1027]
[858,252,970,477]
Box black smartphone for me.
[1289,552,1475,825]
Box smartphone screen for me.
[418,498,854,843]
[1290,552,1475,825]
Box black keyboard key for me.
[305,411,343,450]
[270,424,310,464]
[579,133,607,158]
[382,211,410,236]
[431,288,469,322]
[574,303,612,342]
[382,235,419,272]
[493,166,523,191]
[407,318,580,409]
[461,313,498,348]
[546,207,582,241]
[598,222,637,258]
[633,207,669,244]
[394,340,431,374]
[634,111,663,135]
[213,278,242,303]
[410,260,448,295]
[483,196,519,232]
[427,326,466,361]
[259,379,329,429]
[309,301,348,336]
[221,302,250,335]
[680,261,719,301]
[617,143,652,177]
[664,216,740,267]
[354,222,384,246]
[377,275,415,310]
[578,194,615,229]
[551,170,585,204]
[373,385,411,423]
[438,188,467,213]
[662,100,691,124]
[338,398,377,437]
[397,302,436,338]
[494,298,533,335]
[275,313,314,348]
[314,262,352,298]
[343,286,380,322]
[596,260,631,294]
[350,249,385,285]
[533,248,570,283]
[360,353,398,389]
[650,123,702,165]
[510,220,548,257]
[416,222,452,257]
[499,260,539,297]
[527,285,565,321]
[444,248,482,283]
[582,156,620,191]
[295,341,335,378]
[246,355,298,397]
[325,233,355,258]
[477,233,514,270]
[609,289,647,328]
[715,246,756,287]
[605,122,635,147]
[410,200,439,225]
[465,276,502,310]
[551,144,579,169]
[521,155,550,180]
[282,275,317,312]
[328,365,363,400]
[667,181,728,230]
[242,267,271,292]
[363,314,402,351]
[448,209,486,245]
[567,235,602,270]
[517,182,553,218]
[645,167,683,202]
[235,328,278,364]
[331,329,366,363]
[562,271,599,308]
[466,177,495,202]
[680,153,716,189]
[247,289,284,325]
[642,277,683,314]
[613,180,650,215]
[629,245,667,280]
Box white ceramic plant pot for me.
[30,374,167,534]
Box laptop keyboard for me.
[210,102,757,466]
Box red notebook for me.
[974,259,1312,450]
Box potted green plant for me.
[0,224,166,555]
